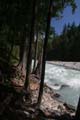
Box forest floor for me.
[9,73,76,120]
[30,74,75,118]
[0,65,76,120]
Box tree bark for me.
[24,0,37,92]
[37,0,52,107]
[33,53,42,78]
[18,30,28,76]
[8,35,14,62]
[7,28,14,62]
[33,30,38,72]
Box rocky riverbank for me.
[0,71,76,120]
[29,74,76,119]
[48,61,80,71]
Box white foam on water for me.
[66,78,80,89]
[45,63,80,89]
[45,62,80,107]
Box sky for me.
[51,0,80,35]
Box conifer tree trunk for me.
[8,40,14,61]
[33,30,38,72]
[19,36,26,65]
[7,29,14,62]
[33,53,42,78]
[18,29,28,76]
[24,0,37,91]
[37,0,52,107]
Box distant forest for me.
[47,23,80,61]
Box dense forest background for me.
[0,23,80,62]
[0,0,77,67]
[47,23,80,61]
[1,22,80,63]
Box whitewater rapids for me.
[45,62,80,108]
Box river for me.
[45,62,80,109]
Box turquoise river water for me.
[45,62,80,109]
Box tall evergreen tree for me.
[24,0,37,93]
[37,0,53,107]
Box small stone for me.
[54,93,60,98]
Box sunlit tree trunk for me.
[33,53,42,78]
[37,0,52,107]
[33,30,38,72]
[33,36,44,77]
